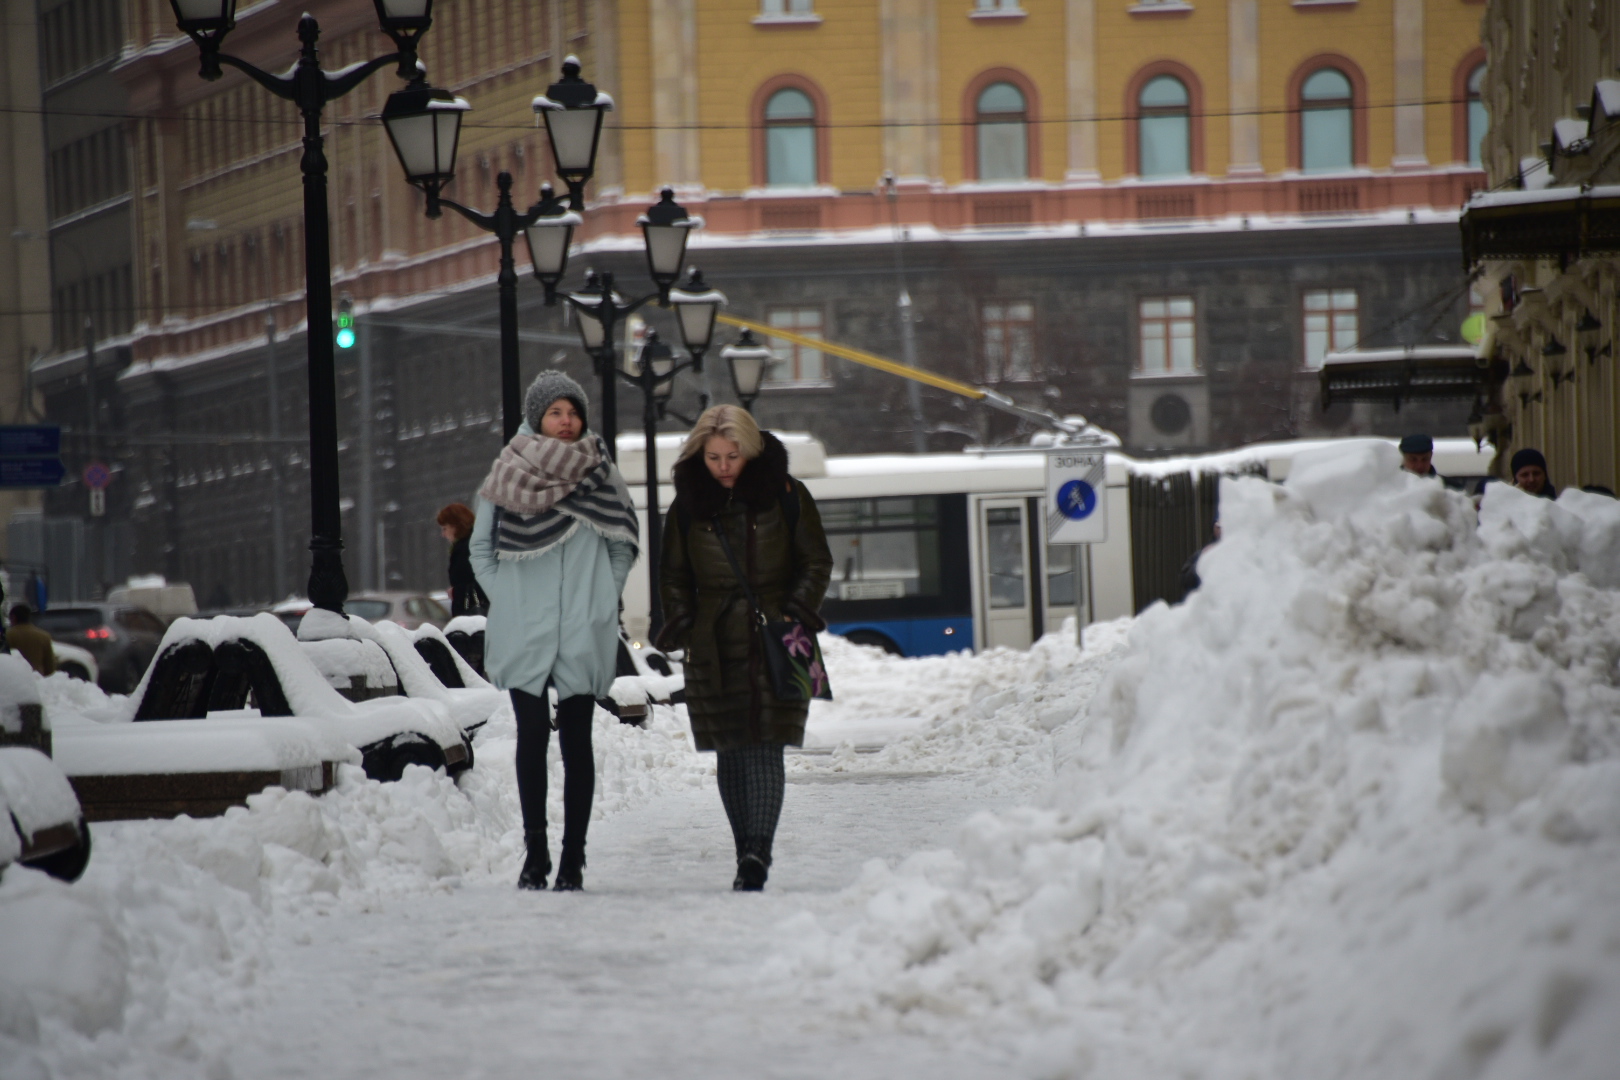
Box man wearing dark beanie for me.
[1510,448,1555,498]
[1398,434,1436,477]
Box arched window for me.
[764,88,817,186]
[1137,75,1190,177]
[1300,68,1354,172]
[1467,63,1487,167]
[975,82,1028,181]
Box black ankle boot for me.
[733,853,767,892]
[517,830,550,891]
[553,844,585,891]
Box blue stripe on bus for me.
[826,617,974,658]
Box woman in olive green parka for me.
[657,406,832,891]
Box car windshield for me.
[33,609,107,632]
[346,600,391,620]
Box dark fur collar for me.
[673,430,791,519]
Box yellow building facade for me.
[111,0,1488,368]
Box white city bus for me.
[614,433,1494,656]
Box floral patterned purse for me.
[711,518,833,703]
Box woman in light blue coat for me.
[470,371,638,891]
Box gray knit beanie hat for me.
[523,369,589,433]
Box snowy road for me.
[225,765,1038,1079]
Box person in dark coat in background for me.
[1400,434,1438,477]
[1511,448,1557,499]
[657,405,833,892]
[436,502,489,616]
[7,606,55,675]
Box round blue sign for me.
[83,462,111,490]
[1056,479,1097,520]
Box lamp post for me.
[382,76,591,439]
[721,329,772,411]
[618,329,693,639]
[559,189,706,456]
[166,0,435,614]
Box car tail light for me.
[85,627,112,640]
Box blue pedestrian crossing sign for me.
[1045,450,1108,543]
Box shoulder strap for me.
[710,516,766,624]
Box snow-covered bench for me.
[129,613,468,783]
[0,745,90,882]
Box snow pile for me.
[0,685,714,1076]
[801,625,1128,781]
[776,443,1620,1079]
[0,654,40,735]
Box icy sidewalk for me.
[1,625,1086,1080]
[211,768,1046,1080]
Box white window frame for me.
[763,305,832,387]
[1302,288,1359,370]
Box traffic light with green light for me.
[336,295,356,350]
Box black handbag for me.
[711,517,832,702]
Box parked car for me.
[345,592,450,631]
[32,604,166,694]
[51,641,98,684]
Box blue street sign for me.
[1056,479,1098,520]
[0,425,61,457]
[0,458,66,488]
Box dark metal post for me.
[265,311,287,600]
[642,380,662,639]
[421,172,542,442]
[83,317,102,597]
[595,271,619,457]
[494,175,524,442]
[292,20,348,614]
[357,312,375,590]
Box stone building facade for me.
[1460,0,1619,493]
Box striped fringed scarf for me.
[477,433,640,560]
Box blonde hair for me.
[677,405,763,465]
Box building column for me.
[1228,0,1262,176]
[880,0,939,183]
[1392,0,1426,167]
[1065,0,1098,181]
[650,0,701,190]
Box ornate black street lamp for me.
[618,328,699,638]
[382,76,592,441]
[166,0,435,614]
[721,329,773,410]
[530,57,614,211]
[561,195,713,456]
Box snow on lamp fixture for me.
[639,188,700,304]
[722,329,772,409]
[532,57,614,210]
[382,78,469,216]
[667,267,725,369]
[523,184,581,305]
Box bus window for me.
[1046,545,1077,607]
[985,507,1027,609]
[822,496,942,601]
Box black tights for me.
[511,688,595,854]
[716,743,785,866]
